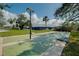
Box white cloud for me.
[2,10,17,20]
[28,13,65,27]
[31,14,45,27]
[2,10,65,27]
[22,12,30,20]
[1,10,17,26]
[47,19,65,27]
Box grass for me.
[3,30,54,56]
[18,34,54,56]
[3,35,29,44]
[3,42,32,56]
[0,29,51,44]
[0,29,51,37]
[62,31,79,56]
[0,30,29,37]
[1,29,51,56]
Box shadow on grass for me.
[17,34,55,56]
[61,41,79,56]
[17,32,69,56]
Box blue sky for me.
[7,3,62,19]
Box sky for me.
[2,3,65,27]
[7,3,62,19]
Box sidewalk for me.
[1,31,55,46]
[0,31,69,56]
[2,31,55,44]
[0,29,8,32]
[0,37,3,56]
[41,40,66,56]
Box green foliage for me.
[0,4,10,27]
[0,10,4,27]
[0,3,10,10]
[16,14,27,30]
[4,42,32,56]
[62,42,79,56]
[55,4,79,32]
[62,32,79,56]
[0,30,29,37]
[8,18,16,24]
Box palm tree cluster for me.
[54,3,79,31]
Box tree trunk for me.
[45,21,47,27]
[19,25,24,30]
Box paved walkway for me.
[0,37,3,56]
[0,31,69,56]
[41,40,66,56]
[3,41,24,47]
[0,29,8,32]
[2,32,55,47]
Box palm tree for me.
[43,16,49,28]
[26,7,34,39]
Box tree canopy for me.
[54,3,79,21]
[54,3,79,31]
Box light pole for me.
[26,7,34,39]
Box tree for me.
[55,3,79,21]
[0,11,5,27]
[0,4,10,27]
[43,16,49,27]
[8,18,14,24]
[25,20,30,27]
[16,14,27,30]
[7,18,16,29]
[0,3,10,9]
[54,3,79,31]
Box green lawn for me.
[3,35,29,44]
[1,29,51,56]
[3,33,54,56]
[62,32,79,56]
[4,42,32,56]
[1,29,51,44]
[0,29,51,37]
